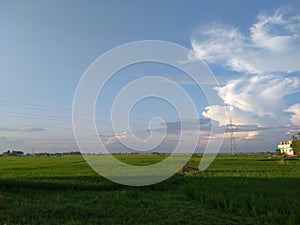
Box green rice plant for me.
[0,154,300,224]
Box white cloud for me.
[192,5,300,129]
[286,104,300,126]
[244,131,259,140]
[202,105,258,126]
[216,75,300,116]
[202,75,300,126]
[191,7,300,74]
[102,132,127,147]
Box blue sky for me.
[0,0,299,153]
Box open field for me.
[0,154,300,225]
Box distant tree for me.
[11,150,24,156]
[2,150,11,156]
[292,133,300,155]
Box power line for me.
[0,100,164,122]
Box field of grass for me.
[0,154,300,224]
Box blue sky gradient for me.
[0,0,299,153]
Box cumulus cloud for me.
[191,7,300,74]
[191,5,300,128]
[202,75,300,126]
[286,103,300,126]
[202,105,257,126]
[100,132,127,147]
[216,75,300,116]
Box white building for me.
[278,141,294,156]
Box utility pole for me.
[228,117,236,155]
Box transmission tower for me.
[228,117,236,155]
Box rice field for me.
[0,154,300,225]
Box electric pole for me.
[228,117,236,155]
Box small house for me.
[278,141,294,156]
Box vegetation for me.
[1,150,24,156]
[292,132,300,155]
[0,154,300,224]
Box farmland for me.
[0,154,300,225]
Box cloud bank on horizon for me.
[191,5,300,130]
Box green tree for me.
[292,133,300,155]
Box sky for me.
[0,0,299,154]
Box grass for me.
[0,154,300,224]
